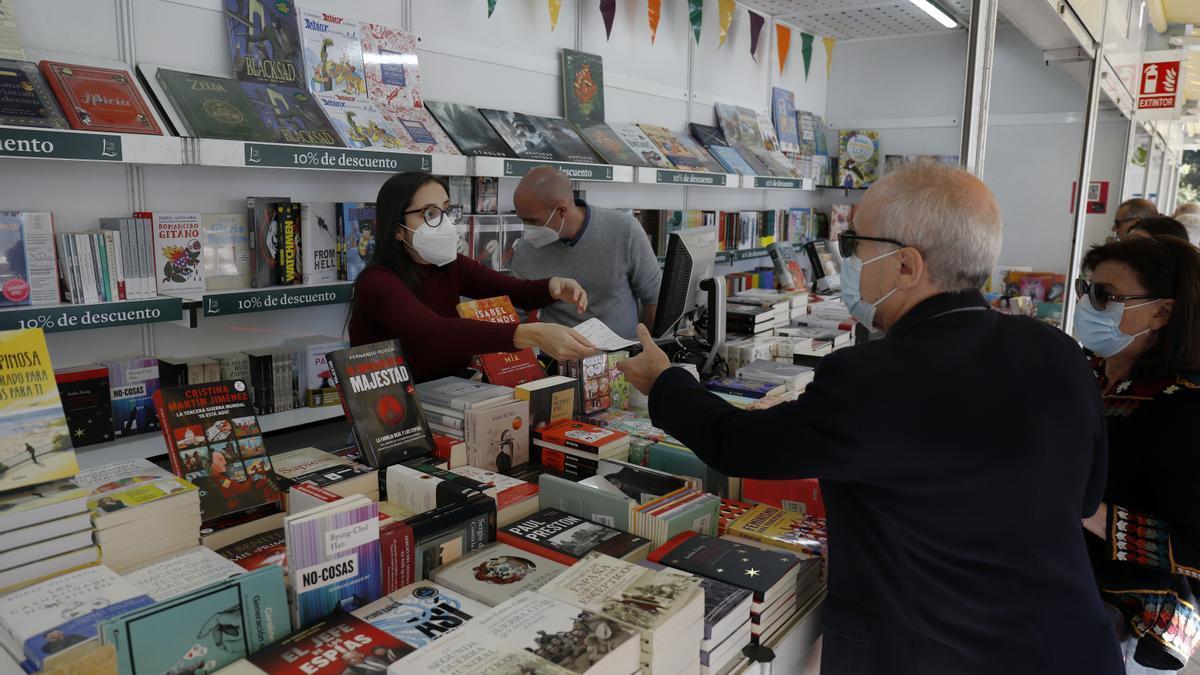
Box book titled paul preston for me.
[326,340,434,469]
[499,508,650,566]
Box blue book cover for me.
[285,496,383,627]
[99,566,290,675]
[337,202,376,282]
[771,87,799,154]
[104,356,160,438]
[708,145,757,176]
[224,0,305,88]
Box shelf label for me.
[502,159,613,181]
[753,176,805,189]
[655,170,727,186]
[243,143,430,172]
[203,284,352,316]
[734,248,768,261]
[0,298,182,333]
[715,252,733,263]
[0,128,122,161]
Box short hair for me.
[1174,202,1200,217]
[1130,216,1189,240]
[1118,198,1158,221]
[867,162,1002,290]
[1176,213,1200,246]
[1082,236,1200,375]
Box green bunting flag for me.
[801,32,814,80]
[688,0,703,44]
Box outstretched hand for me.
[617,324,671,395]
[549,277,588,315]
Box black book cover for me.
[157,358,189,389]
[478,109,558,161]
[499,508,650,563]
[648,532,800,602]
[54,365,113,448]
[689,123,728,148]
[406,495,496,581]
[239,82,342,147]
[327,340,434,469]
[246,196,290,288]
[425,101,514,158]
[274,202,302,285]
[536,116,599,164]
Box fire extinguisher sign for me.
[1137,53,1183,113]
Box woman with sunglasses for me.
[1076,235,1200,673]
[348,172,597,383]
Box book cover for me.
[689,122,727,148]
[464,398,530,474]
[0,58,67,128]
[299,10,366,96]
[773,90,802,153]
[531,115,598,163]
[767,242,804,292]
[829,203,852,241]
[430,542,566,607]
[223,0,304,88]
[0,216,28,306]
[337,202,375,282]
[151,212,204,296]
[360,22,422,113]
[514,376,575,437]
[0,329,77,491]
[639,560,752,646]
[326,340,434,468]
[54,365,113,449]
[123,545,246,601]
[405,495,496,582]
[244,611,411,673]
[455,296,543,387]
[272,446,373,491]
[611,124,674,168]
[38,61,160,134]
[286,496,383,627]
[574,122,643,166]
[156,68,270,141]
[561,49,604,128]
[0,479,88,534]
[478,109,558,161]
[415,376,512,411]
[673,132,725,173]
[796,110,816,156]
[153,380,281,523]
[217,528,287,573]
[756,109,781,152]
[271,203,302,285]
[100,566,289,675]
[500,508,649,566]
[452,465,539,525]
[715,102,763,151]
[647,531,799,603]
[638,123,711,171]
[202,213,252,292]
[384,105,461,155]
[426,101,514,157]
[238,81,341,146]
[0,565,153,670]
[725,504,827,558]
[838,130,880,188]
[246,197,289,288]
[19,211,57,305]
[353,580,486,648]
[70,458,197,530]
[314,92,407,149]
[534,419,627,455]
[300,202,338,284]
[385,462,483,515]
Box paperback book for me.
[430,541,565,607]
[384,495,496,585]
[426,101,514,157]
[285,495,383,627]
[360,22,422,112]
[54,365,113,448]
[353,580,486,649]
[151,212,204,296]
[223,0,305,87]
[464,398,530,473]
[155,68,271,141]
[246,196,289,288]
[123,545,246,601]
[0,328,77,492]
[299,10,366,96]
[201,213,252,291]
[270,202,302,285]
[499,508,650,566]
[315,91,406,150]
[455,296,543,387]
[515,376,575,437]
[337,202,375,282]
[838,129,880,188]
[300,202,338,284]
[0,58,67,128]
[217,527,288,573]
[39,61,160,134]
[239,82,341,146]
[771,87,799,154]
[241,611,411,674]
[648,531,800,610]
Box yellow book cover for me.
[726,503,826,557]
[0,328,78,491]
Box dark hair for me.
[1082,235,1200,375]
[1130,216,1189,240]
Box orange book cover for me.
[456,296,544,387]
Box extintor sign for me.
[1136,50,1186,121]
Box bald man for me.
[1112,198,1158,239]
[510,167,661,339]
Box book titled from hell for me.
[0,328,79,493]
[326,340,434,468]
[455,297,543,387]
[153,380,281,524]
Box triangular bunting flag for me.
[718,0,735,47]
[749,10,765,62]
[648,0,662,44]
[549,0,562,30]
[776,23,792,75]
[823,36,837,78]
[688,0,703,44]
[601,0,616,39]
[488,0,497,17]
[801,32,814,80]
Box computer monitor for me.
[651,226,718,339]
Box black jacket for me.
[648,291,1123,675]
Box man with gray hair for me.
[1173,201,1200,218]
[1113,198,1158,239]
[619,163,1123,674]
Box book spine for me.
[134,213,152,296]
[121,220,136,298]
[74,234,96,303]
[105,230,125,300]
[55,234,72,304]
[379,522,415,593]
[327,360,373,467]
[496,530,577,566]
[152,389,184,476]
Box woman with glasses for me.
[348,172,597,383]
[1075,235,1200,673]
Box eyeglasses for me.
[403,204,464,228]
[837,229,907,259]
[1073,278,1159,310]
[1113,217,1138,229]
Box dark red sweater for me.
[348,256,555,383]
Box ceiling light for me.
[908,0,958,28]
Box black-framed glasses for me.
[838,229,907,259]
[1073,278,1159,310]
[403,204,464,228]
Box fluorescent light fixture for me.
[908,0,958,28]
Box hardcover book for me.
[242,611,411,674]
[715,102,764,151]
[388,495,496,584]
[464,398,530,473]
[353,580,486,648]
[0,58,67,128]
[360,22,422,112]
[39,61,161,134]
[647,531,800,607]
[638,123,713,171]
[534,115,599,163]
[156,68,271,141]
[54,365,113,448]
[201,213,252,291]
[689,122,727,148]
[337,202,376,282]
[247,196,289,288]
[326,340,434,468]
[673,132,726,173]
[0,329,77,491]
[430,542,566,607]
[499,508,650,566]
[153,380,282,523]
[223,0,305,88]
[239,82,341,146]
[123,545,246,601]
[796,110,817,155]
[575,122,643,166]
[611,123,674,168]
[315,91,406,149]
[560,49,604,128]
[478,109,558,161]
[837,129,880,188]
[300,202,338,284]
[285,495,383,627]
[455,296,543,387]
[151,212,204,296]
[708,145,758,175]
[385,106,461,156]
[99,566,289,675]
[299,10,366,96]
[756,109,782,152]
[426,101,514,157]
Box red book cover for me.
[379,519,416,594]
[718,497,755,536]
[743,478,825,518]
[215,528,287,572]
[38,61,161,134]
[533,419,628,453]
[246,613,414,673]
[456,296,544,387]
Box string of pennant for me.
[486,0,837,79]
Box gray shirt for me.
[511,201,662,339]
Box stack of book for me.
[270,445,379,508]
[352,579,488,649]
[417,376,531,473]
[640,559,754,675]
[415,376,513,441]
[380,494,497,586]
[736,359,815,391]
[0,482,96,594]
[122,545,246,601]
[431,541,566,606]
[386,461,538,527]
[724,503,828,559]
[726,302,789,336]
[704,376,789,401]
[633,487,721,548]
[537,461,695,532]
[533,419,631,478]
[734,288,810,319]
[498,507,652,565]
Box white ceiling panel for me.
[737,0,970,41]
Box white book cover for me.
[360,22,421,113]
[7,212,59,306]
[315,92,408,150]
[397,626,576,675]
[123,545,246,601]
[300,202,338,284]
[299,10,366,96]
[352,580,487,649]
[201,213,251,291]
[151,213,204,296]
[464,399,529,473]
[431,542,566,607]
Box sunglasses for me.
[1073,278,1159,310]
[838,229,907,259]
[403,204,464,229]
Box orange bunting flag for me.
[549,0,562,30]
[648,0,662,44]
[824,36,837,78]
[718,0,735,47]
[776,24,792,75]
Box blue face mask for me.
[840,249,899,328]
[1073,298,1159,358]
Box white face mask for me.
[403,222,458,267]
[523,209,564,249]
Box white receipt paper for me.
[573,318,638,351]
